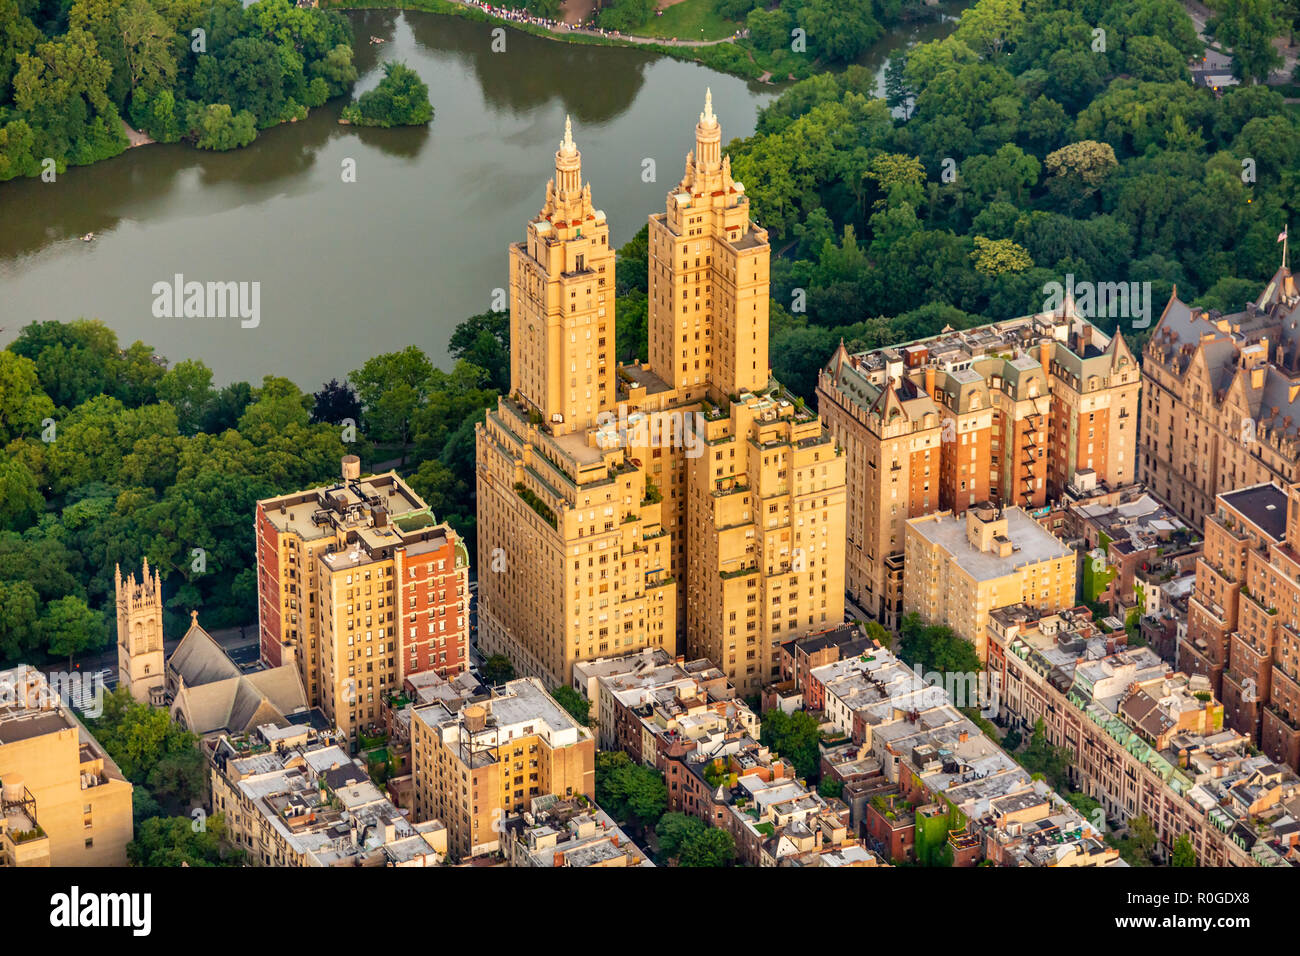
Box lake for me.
[0,7,953,388]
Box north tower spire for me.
[509,116,614,433]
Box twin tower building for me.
[476,92,848,694]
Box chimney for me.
[924,365,936,398]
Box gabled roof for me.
[169,618,241,688]
[167,615,308,736]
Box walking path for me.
[453,0,743,48]
[1181,0,1298,84]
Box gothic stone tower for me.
[116,559,165,705]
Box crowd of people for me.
[462,0,629,38]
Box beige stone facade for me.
[256,456,470,745]
[409,677,594,860]
[1139,268,1300,532]
[903,505,1077,661]
[209,724,447,866]
[477,95,847,694]
[0,666,133,866]
[116,560,165,706]
[818,309,1138,627]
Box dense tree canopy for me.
[0,0,358,177]
[595,751,668,830]
[758,708,822,781]
[340,60,432,128]
[654,0,1300,404]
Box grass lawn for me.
[628,0,741,41]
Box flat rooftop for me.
[909,508,1072,581]
[1219,483,1289,542]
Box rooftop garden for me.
[515,483,558,529]
[9,825,46,844]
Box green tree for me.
[678,826,736,867]
[797,0,883,64]
[895,613,982,678]
[595,751,667,830]
[655,811,706,861]
[596,0,656,32]
[42,594,106,668]
[1124,35,1189,83]
[350,346,434,456]
[550,685,590,726]
[156,359,216,435]
[953,0,1026,58]
[117,0,177,95]
[91,686,208,807]
[883,54,912,118]
[480,653,515,685]
[759,709,821,781]
[971,236,1033,276]
[448,310,510,393]
[11,25,125,165]
[0,459,43,531]
[1020,717,1072,790]
[190,102,258,151]
[1171,832,1197,866]
[1128,813,1158,860]
[0,579,41,663]
[129,813,244,866]
[0,350,55,444]
[341,60,432,127]
[1210,0,1286,82]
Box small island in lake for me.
[340,61,433,128]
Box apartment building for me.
[660,735,873,866]
[477,96,846,694]
[571,647,756,763]
[776,623,875,712]
[209,722,446,867]
[255,455,470,744]
[808,647,1117,867]
[986,604,1300,866]
[1139,267,1300,531]
[1184,482,1300,770]
[818,307,1139,627]
[0,666,133,866]
[903,504,1077,661]
[501,794,652,868]
[408,677,594,859]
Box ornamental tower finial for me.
[554,115,582,199]
[694,89,721,173]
